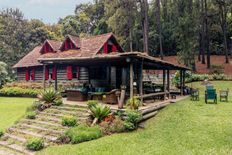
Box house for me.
[13,33,189,107]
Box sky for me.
[0,0,93,24]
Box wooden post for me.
[183,70,186,95]
[139,61,144,104]
[167,69,170,98]
[54,64,58,91]
[163,69,166,92]
[43,64,46,90]
[180,70,183,95]
[130,62,134,98]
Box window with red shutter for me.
[52,66,56,80]
[45,67,49,80]
[66,66,73,80]
[31,68,35,81]
[25,68,29,81]
[103,43,108,54]
[76,67,80,79]
[112,44,117,52]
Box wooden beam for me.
[54,65,58,91]
[180,70,183,95]
[130,62,134,98]
[43,64,46,90]
[167,69,170,98]
[139,62,144,103]
[163,70,166,94]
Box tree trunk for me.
[205,0,210,68]
[140,0,149,54]
[201,0,206,64]
[156,0,163,59]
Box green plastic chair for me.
[206,85,214,90]
[191,89,199,101]
[205,89,217,104]
[220,89,229,102]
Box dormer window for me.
[103,40,118,54]
[61,37,76,51]
[40,41,54,54]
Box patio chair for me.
[102,89,120,104]
[206,85,214,90]
[220,89,229,102]
[190,88,199,101]
[205,89,217,104]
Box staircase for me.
[0,104,90,155]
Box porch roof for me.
[38,52,190,70]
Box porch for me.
[39,52,190,109]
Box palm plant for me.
[89,104,111,126]
[38,89,61,104]
[126,96,141,110]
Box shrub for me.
[124,110,142,131]
[53,99,63,106]
[0,130,4,137]
[89,104,111,125]
[26,101,43,112]
[126,96,141,110]
[62,116,77,127]
[4,82,43,89]
[26,138,44,151]
[211,74,226,80]
[210,64,224,74]
[38,89,61,104]
[0,87,40,97]
[87,100,98,108]
[100,117,125,135]
[65,125,102,144]
[26,111,37,119]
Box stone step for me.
[21,119,67,129]
[36,115,61,123]
[8,128,58,142]
[0,149,20,155]
[0,141,34,155]
[44,108,88,116]
[62,103,88,109]
[3,133,27,143]
[39,111,90,118]
[17,123,64,134]
[50,106,89,112]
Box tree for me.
[155,0,163,59]
[0,61,8,87]
[140,0,149,54]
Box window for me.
[89,67,107,80]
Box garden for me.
[1,81,232,154]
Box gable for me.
[60,37,77,51]
[98,36,124,54]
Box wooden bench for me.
[139,92,169,100]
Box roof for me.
[47,40,62,51]
[40,33,115,59]
[38,52,189,70]
[13,46,42,68]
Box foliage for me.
[38,89,61,104]
[0,130,4,137]
[89,104,111,125]
[100,116,125,135]
[65,125,102,144]
[126,96,141,110]
[26,138,44,151]
[26,111,36,119]
[124,110,142,131]
[87,100,98,108]
[0,62,8,87]
[4,82,43,89]
[0,87,40,97]
[53,99,63,106]
[61,116,77,127]
[26,101,43,112]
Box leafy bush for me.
[124,110,142,131]
[87,100,98,108]
[126,96,141,110]
[0,130,4,137]
[89,104,111,125]
[38,89,61,104]
[0,87,40,97]
[65,125,102,144]
[53,99,63,106]
[100,117,125,135]
[62,116,77,127]
[211,74,226,80]
[4,82,43,89]
[26,101,43,112]
[26,111,37,119]
[26,138,44,151]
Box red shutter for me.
[70,41,73,49]
[65,40,68,50]
[76,67,80,79]
[25,68,29,81]
[45,67,49,80]
[103,43,108,54]
[112,44,117,53]
[52,66,56,80]
[31,68,35,81]
[66,66,73,80]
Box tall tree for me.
[205,0,210,68]
[155,0,164,59]
[140,0,149,54]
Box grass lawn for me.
[0,97,34,130]
[38,81,232,155]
